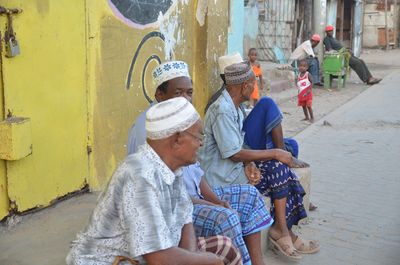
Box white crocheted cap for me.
[146,97,200,140]
[152,61,191,89]
[218,52,243,74]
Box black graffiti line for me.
[126,31,165,90]
[141,54,162,103]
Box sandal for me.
[269,235,302,260]
[293,236,320,254]
[309,202,318,211]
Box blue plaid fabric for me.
[192,184,273,265]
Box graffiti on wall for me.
[109,0,182,102]
[125,31,171,103]
[109,0,175,29]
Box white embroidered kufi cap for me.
[218,52,243,74]
[146,97,200,140]
[152,61,191,89]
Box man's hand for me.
[273,149,294,166]
[218,200,231,209]
[274,149,309,168]
[245,162,261,185]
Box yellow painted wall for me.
[0,0,88,213]
[87,0,229,189]
[0,53,8,219]
[0,0,229,217]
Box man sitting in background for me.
[323,25,381,85]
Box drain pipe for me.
[353,0,363,57]
[313,0,327,64]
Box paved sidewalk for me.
[264,73,400,264]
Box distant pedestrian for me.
[297,60,314,122]
[324,25,381,85]
[248,48,264,107]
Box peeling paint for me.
[158,11,180,60]
[196,0,208,26]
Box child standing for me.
[248,48,264,107]
[297,59,314,122]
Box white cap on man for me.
[146,97,200,140]
[152,61,191,88]
[218,52,243,74]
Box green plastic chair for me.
[323,49,350,89]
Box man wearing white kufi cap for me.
[67,97,242,265]
[127,61,275,265]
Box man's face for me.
[176,120,204,165]
[311,40,319,48]
[241,76,256,101]
[327,30,334,37]
[156,76,193,103]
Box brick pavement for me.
[263,73,400,264]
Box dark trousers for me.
[349,56,372,83]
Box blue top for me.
[243,97,299,157]
[199,89,247,187]
[127,104,153,155]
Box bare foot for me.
[301,117,309,121]
[309,118,314,123]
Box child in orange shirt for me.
[248,48,264,107]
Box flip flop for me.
[269,235,302,260]
[309,202,318,211]
[293,236,320,254]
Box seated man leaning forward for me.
[200,62,320,261]
[127,61,273,265]
[66,97,242,265]
[289,34,323,86]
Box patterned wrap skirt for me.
[192,184,273,265]
[254,160,307,229]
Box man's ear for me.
[155,89,165,101]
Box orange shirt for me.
[250,64,263,100]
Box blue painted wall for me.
[243,1,259,57]
[227,0,244,56]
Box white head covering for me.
[146,97,200,140]
[218,52,243,74]
[152,61,191,89]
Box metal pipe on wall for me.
[313,0,327,63]
[353,0,363,57]
[385,0,389,50]
[395,0,399,47]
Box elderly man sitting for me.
[200,62,320,261]
[127,61,273,265]
[66,97,242,265]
